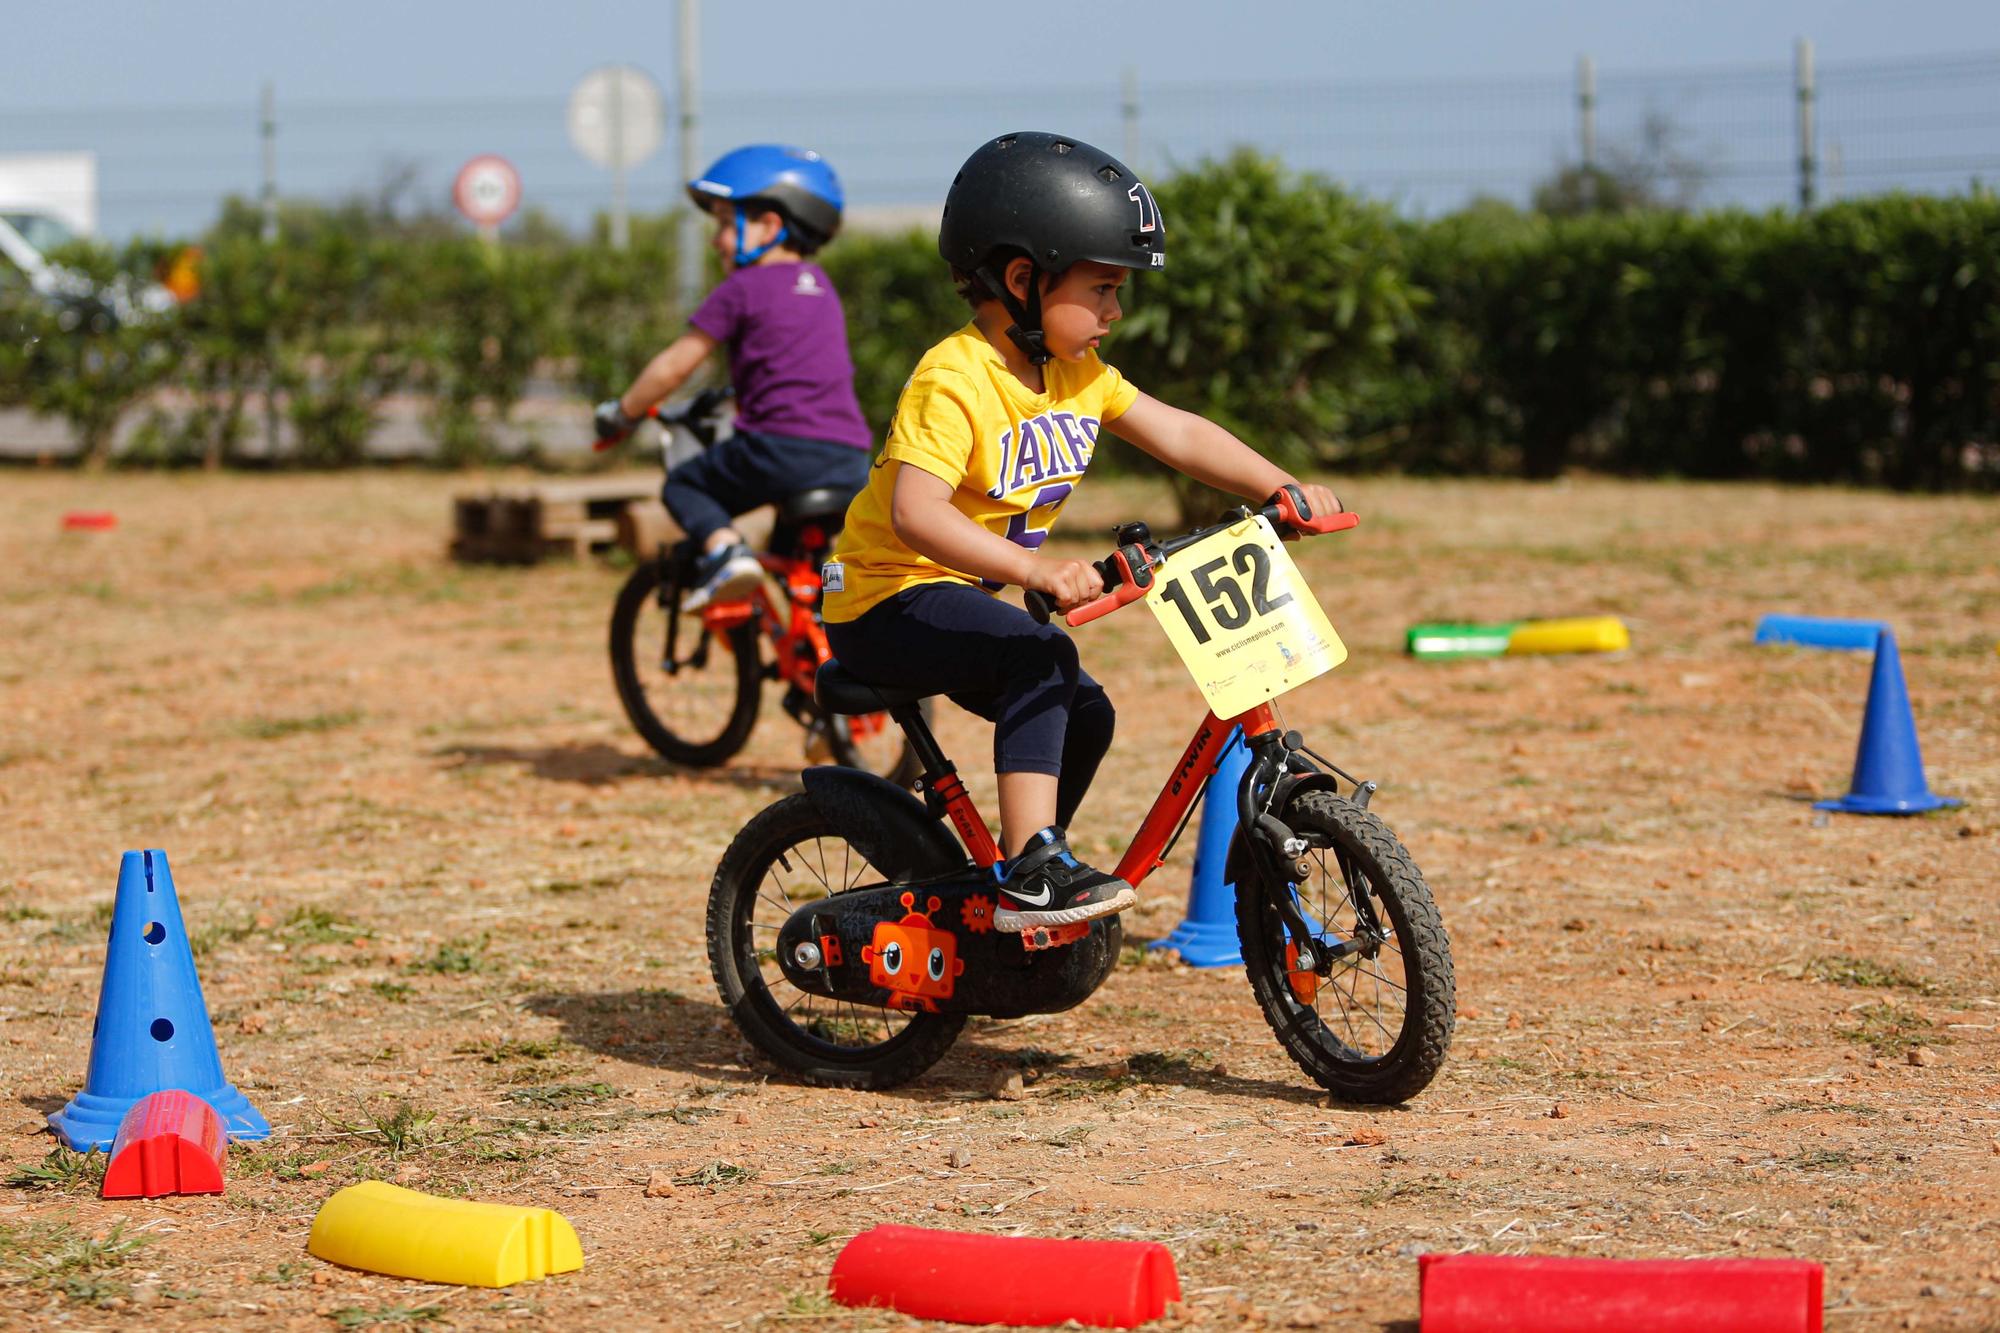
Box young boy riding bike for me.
[820,131,1341,933]
[595,144,874,610]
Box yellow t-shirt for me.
[822,323,1140,622]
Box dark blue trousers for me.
[663,429,871,547]
[825,581,1116,829]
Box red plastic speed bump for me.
[62,511,118,531]
[100,1089,227,1199]
[830,1224,1180,1328]
[1419,1253,1823,1333]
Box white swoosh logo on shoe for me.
[1008,883,1054,907]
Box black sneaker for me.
[679,542,762,611]
[992,826,1136,932]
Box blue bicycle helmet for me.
[687,145,844,265]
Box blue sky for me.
[7,1,1999,237]
[12,0,1997,102]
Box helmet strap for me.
[979,260,1051,366]
[732,205,790,267]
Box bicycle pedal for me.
[1020,921,1090,952]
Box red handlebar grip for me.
[1298,509,1358,534]
[1272,486,1359,535]
[1065,579,1147,626]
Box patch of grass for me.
[1356,1174,1451,1207]
[673,1161,757,1188]
[326,1100,459,1158]
[190,912,261,959]
[0,1219,146,1306]
[4,1146,107,1193]
[781,1289,838,1317]
[815,1159,860,1176]
[1805,954,1937,995]
[458,1036,569,1064]
[806,1228,839,1247]
[42,900,114,944]
[533,874,624,895]
[330,1304,448,1328]
[500,1083,626,1110]
[1,903,50,923]
[287,906,368,944]
[1784,1147,1858,1171]
[235,1145,334,1181]
[371,980,416,1003]
[1765,1101,1880,1116]
[1043,1123,1095,1149]
[235,708,363,741]
[1840,1002,1949,1055]
[1129,1049,1213,1083]
[253,1260,310,1285]
[411,934,492,974]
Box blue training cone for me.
[1150,729,1250,968]
[49,850,270,1151]
[1815,631,1962,816]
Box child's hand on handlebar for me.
[1294,483,1342,519]
[1025,557,1105,611]
[593,399,641,449]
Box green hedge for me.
[3,166,1994,493]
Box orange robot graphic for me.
[860,892,965,1012]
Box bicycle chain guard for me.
[775,870,1122,1018]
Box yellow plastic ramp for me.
[1506,616,1630,655]
[307,1180,583,1288]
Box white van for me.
[0,209,175,329]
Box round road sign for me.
[567,65,664,171]
[453,155,523,228]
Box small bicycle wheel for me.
[609,555,761,767]
[1236,789,1454,1104]
[707,792,965,1088]
[828,700,929,787]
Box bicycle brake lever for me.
[1063,544,1154,627]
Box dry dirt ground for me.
[1,470,1995,1332]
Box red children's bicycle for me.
[604,389,921,781]
[706,486,1455,1102]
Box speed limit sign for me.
[452,155,523,229]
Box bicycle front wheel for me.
[609,557,761,767]
[1237,789,1454,1104]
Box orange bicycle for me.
[604,389,921,780]
[706,486,1455,1100]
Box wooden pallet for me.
[451,476,665,564]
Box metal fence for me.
[5,46,1998,241]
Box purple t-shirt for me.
[689,262,873,449]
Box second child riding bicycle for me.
[593,143,874,613]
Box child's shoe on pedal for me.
[992,826,1136,932]
[680,542,763,611]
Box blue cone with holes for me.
[48,850,269,1150]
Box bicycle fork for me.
[1236,731,1388,978]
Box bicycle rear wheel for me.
[707,793,964,1088]
[1237,789,1454,1104]
[609,554,761,767]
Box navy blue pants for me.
[663,429,871,547]
[825,582,1116,829]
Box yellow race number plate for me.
[1144,515,1346,718]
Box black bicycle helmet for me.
[938,131,1165,364]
